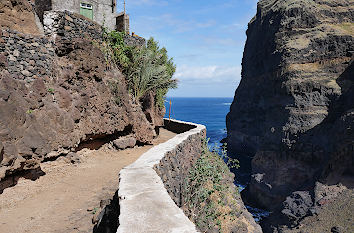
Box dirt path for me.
[0,129,176,233]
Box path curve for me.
[0,129,176,233]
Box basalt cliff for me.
[227,0,353,232]
[0,0,163,193]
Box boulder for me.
[113,136,137,150]
[281,191,313,224]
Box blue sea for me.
[164,97,232,146]
[164,97,270,222]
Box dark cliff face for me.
[0,2,163,193]
[227,0,353,230]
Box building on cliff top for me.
[33,0,129,33]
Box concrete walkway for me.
[118,120,205,233]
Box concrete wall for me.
[51,0,116,30]
[117,119,206,233]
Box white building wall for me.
[51,0,117,30]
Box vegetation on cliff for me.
[182,140,259,233]
[101,30,177,108]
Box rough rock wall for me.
[0,0,42,35]
[154,121,205,207]
[0,6,159,193]
[226,0,353,230]
[34,0,52,23]
[123,34,146,47]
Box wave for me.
[222,103,232,106]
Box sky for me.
[118,0,258,97]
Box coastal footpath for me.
[1,1,260,232]
[227,0,353,232]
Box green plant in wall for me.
[219,142,240,169]
[102,30,132,72]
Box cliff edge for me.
[227,0,353,231]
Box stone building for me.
[34,0,129,32]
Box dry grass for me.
[326,23,354,36]
[182,141,248,233]
[287,57,352,73]
[338,22,354,36]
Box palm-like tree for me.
[127,38,177,102]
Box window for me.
[80,2,93,20]
[80,3,93,9]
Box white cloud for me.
[174,65,241,84]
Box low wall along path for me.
[117,119,206,233]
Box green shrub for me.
[100,30,177,108]
[102,30,132,72]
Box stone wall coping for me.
[117,119,205,233]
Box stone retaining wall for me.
[43,11,103,41]
[155,120,206,207]
[117,119,206,233]
[0,29,54,82]
[123,34,146,47]
[43,10,146,47]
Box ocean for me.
[164,97,270,222]
[164,97,233,146]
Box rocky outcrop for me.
[140,91,166,131]
[0,0,43,35]
[0,3,161,193]
[226,0,353,230]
